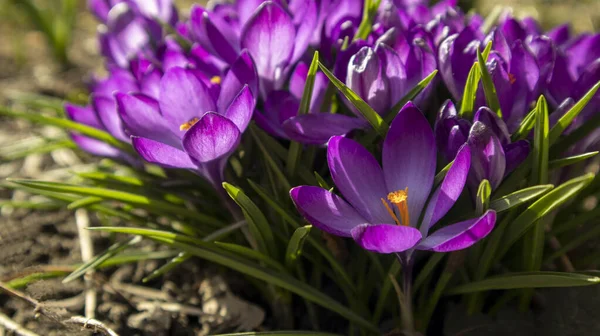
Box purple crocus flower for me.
[117,53,257,187]
[435,101,530,190]
[89,0,177,25]
[291,102,496,254]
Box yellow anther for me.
[210,76,222,84]
[179,117,200,131]
[387,188,410,226]
[381,198,401,226]
[508,73,516,85]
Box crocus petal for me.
[182,112,241,163]
[375,43,407,107]
[217,50,259,114]
[132,136,197,169]
[383,102,437,227]
[189,5,239,64]
[290,186,369,237]
[328,136,390,223]
[222,85,255,132]
[421,144,471,233]
[416,210,496,252]
[289,0,318,64]
[467,121,506,189]
[115,93,181,148]
[128,0,177,24]
[548,24,570,46]
[241,1,295,97]
[71,133,122,158]
[347,47,390,115]
[351,224,422,254]
[159,67,216,130]
[65,103,102,129]
[504,140,530,175]
[473,107,511,145]
[106,4,149,66]
[91,94,128,142]
[283,114,367,145]
[289,62,328,112]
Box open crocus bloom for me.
[118,52,257,187]
[291,102,496,253]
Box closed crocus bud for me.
[473,107,510,145]
[434,100,471,161]
[467,121,506,190]
[89,0,123,23]
[347,46,391,115]
[439,27,483,100]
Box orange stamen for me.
[508,73,516,85]
[179,117,200,131]
[387,188,410,226]
[210,76,222,84]
[381,198,401,225]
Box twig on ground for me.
[0,312,40,336]
[62,316,119,336]
[75,208,97,319]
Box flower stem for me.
[397,253,415,334]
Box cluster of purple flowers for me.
[66,0,599,255]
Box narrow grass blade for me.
[63,236,141,283]
[67,196,103,210]
[0,106,131,152]
[459,63,481,118]
[549,81,600,145]
[500,173,594,258]
[285,225,312,271]
[511,107,536,142]
[477,44,502,117]
[223,183,277,257]
[215,242,286,273]
[353,0,382,41]
[447,272,600,295]
[90,227,377,332]
[549,151,599,170]
[489,184,554,213]
[318,62,388,136]
[385,70,438,124]
[476,179,491,215]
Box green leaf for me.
[549,151,599,170]
[511,106,537,142]
[532,95,550,185]
[249,125,293,191]
[63,236,141,283]
[223,183,277,257]
[549,80,600,145]
[287,51,320,177]
[90,227,377,332]
[447,272,600,295]
[476,179,491,215]
[215,242,286,273]
[285,225,312,271]
[459,62,481,118]
[76,171,145,186]
[384,70,438,124]
[67,196,103,210]
[142,252,190,283]
[477,44,502,117]
[353,0,382,41]
[314,172,331,190]
[489,184,554,213]
[434,161,453,187]
[551,112,600,156]
[0,106,131,152]
[500,173,595,258]
[8,179,221,229]
[318,62,389,137]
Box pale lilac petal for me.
[328,136,390,223]
[71,133,122,158]
[189,5,240,64]
[222,85,255,132]
[283,114,367,145]
[217,50,259,114]
[241,2,296,96]
[383,102,437,227]
[159,67,216,130]
[182,112,241,163]
[132,136,197,169]
[473,107,511,145]
[289,0,318,64]
[416,210,496,252]
[236,0,282,26]
[65,103,102,129]
[375,43,407,107]
[421,144,471,233]
[351,224,422,254]
[115,93,181,148]
[290,186,368,237]
[347,46,390,115]
[91,94,128,142]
